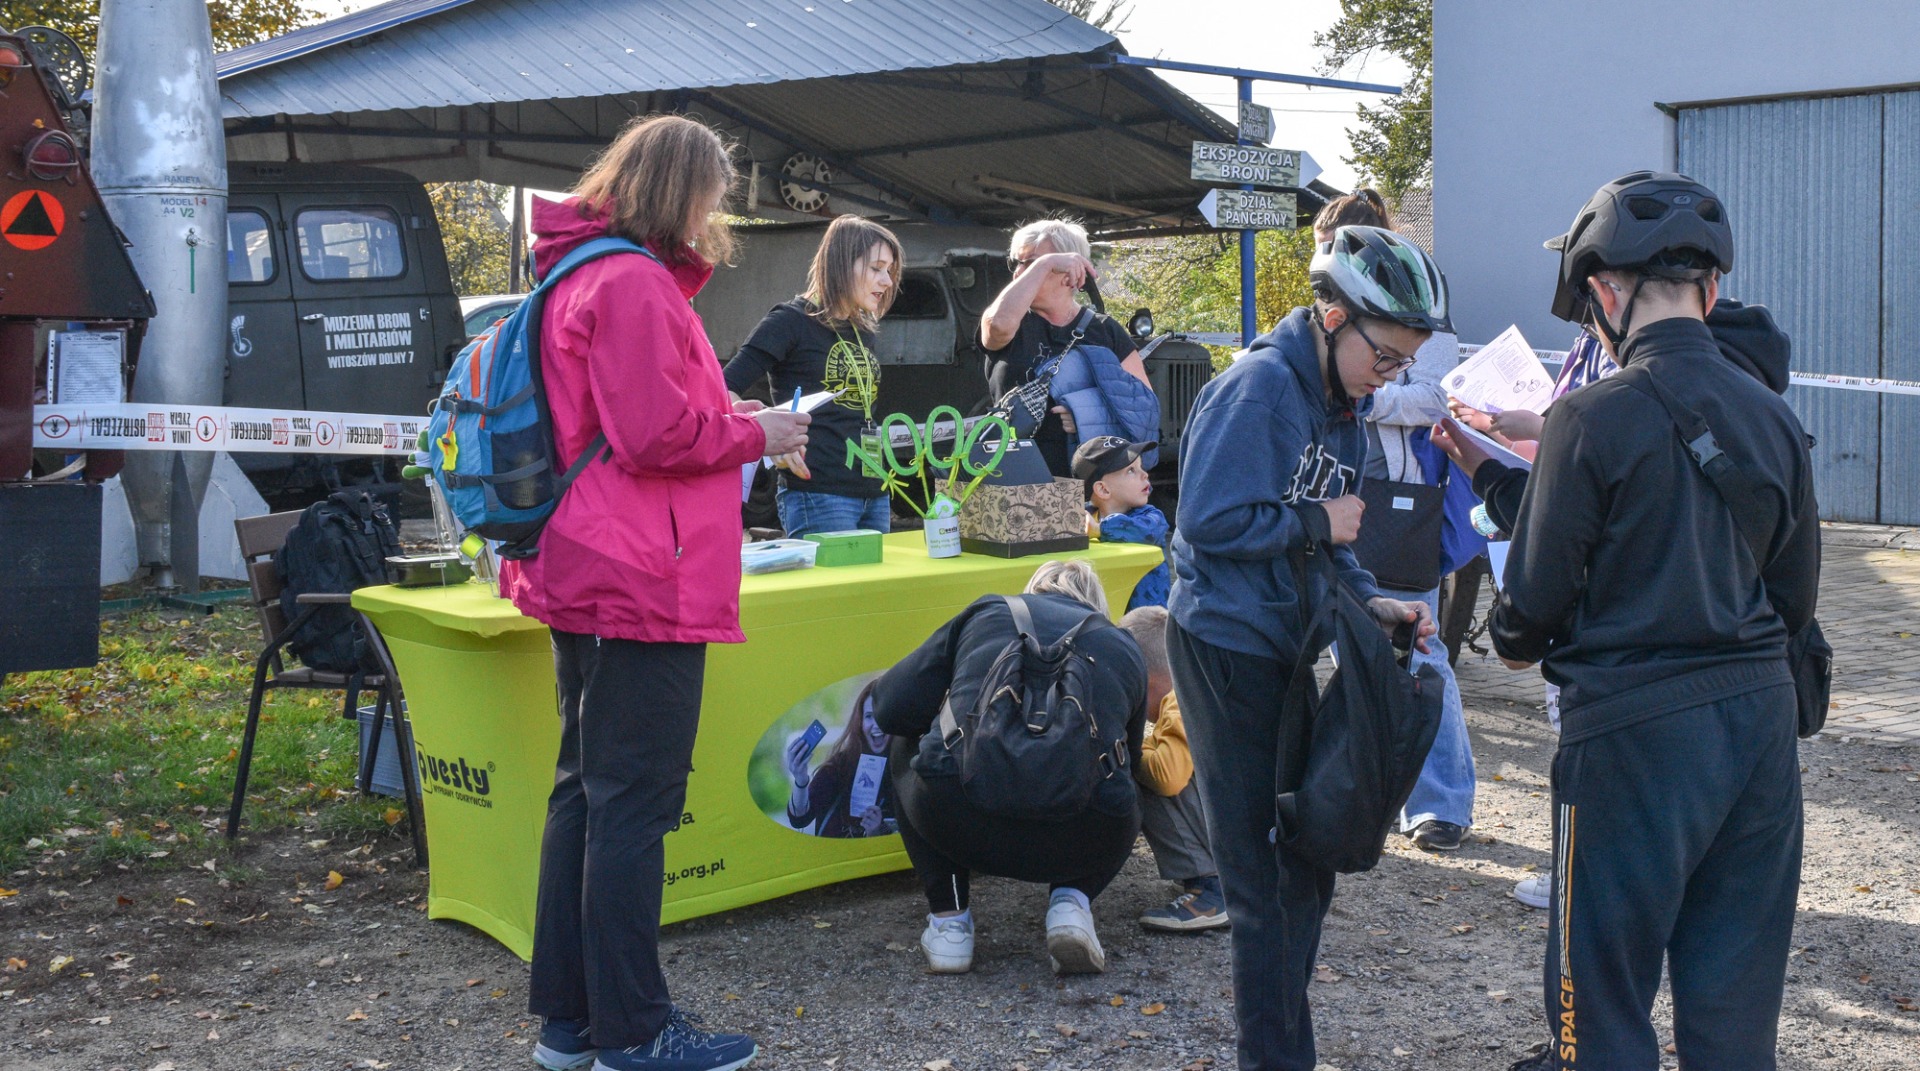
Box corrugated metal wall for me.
[1881,92,1920,525]
[1680,90,1920,524]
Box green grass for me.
[0,607,405,876]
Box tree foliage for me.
[431,182,514,297]
[1315,0,1431,199]
[0,0,318,60]
[1047,0,1131,33]
[1106,228,1317,366]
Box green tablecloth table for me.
[353,532,1161,959]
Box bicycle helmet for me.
[1310,225,1454,334]
[1545,171,1733,325]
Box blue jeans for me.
[775,489,891,540]
[1381,584,1475,831]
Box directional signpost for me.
[1198,188,1297,231]
[1237,100,1274,146]
[1190,142,1323,190]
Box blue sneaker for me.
[593,1009,756,1071]
[534,1017,597,1070]
[1139,874,1230,932]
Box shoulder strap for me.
[1070,306,1097,338]
[1619,365,1774,568]
[538,236,658,290]
[1002,594,1038,639]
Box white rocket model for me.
[91,0,228,591]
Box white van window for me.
[226,209,276,285]
[295,206,406,281]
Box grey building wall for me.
[1432,1,1920,349]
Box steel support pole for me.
[1238,77,1257,347]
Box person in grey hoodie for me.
[1165,226,1451,1071]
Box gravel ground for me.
[5,665,1919,1071]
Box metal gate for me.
[1679,90,1920,524]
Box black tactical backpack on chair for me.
[936,595,1121,822]
[275,491,401,674]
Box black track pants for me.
[888,735,1138,913]
[528,631,706,1049]
[1166,617,1334,1071]
[1545,684,1801,1071]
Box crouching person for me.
[871,560,1148,975]
[1118,606,1227,932]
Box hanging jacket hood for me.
[1707,298,1791,395]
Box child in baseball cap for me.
[1071,436,1169,610]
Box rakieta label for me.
[196,415,218,442]
[2,189,65,250]
[315,420,336,447]
[39,413,71,439]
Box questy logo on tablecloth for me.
[415,746,494,808]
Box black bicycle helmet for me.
[1545,171,1733,324]
[1310,225,1454,334]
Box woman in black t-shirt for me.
[724,216,902,537]
[980,219,1152,476]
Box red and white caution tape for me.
[31,402,423,455]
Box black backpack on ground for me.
[275,491,401,674]
[1273,545,1445,874]
[936,596,1123,821]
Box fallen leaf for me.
[87,1015,111,1025]
[1109,995,1125,1007]
[813,920,831,929]
[48,955,74,974]
[1856,885,1875,894]
[382,808,405,826]
[116,895,134,907]
[1314,966,1341,984]
[1394,1046,1413,1057]
[1451,924,1475,936]
[0,887,16,898]
[346,1009,369,1021]
[1055,1024,1077,1037]
[1141,1002,1166,1015]
[885,941,908,952]
[794,1006,804,1018]
[150,1063,177,1071]
[4,957,24,971]
[1488,989,1512,1003]
[923,1061,953,1071]
[174,897,196,907]
[721,992,740,1001]
[325,871,345,891]
[207,1028,219,1040]
[1665,1042,1678,1054]
[465,978,482,987]
[490,988,508,999]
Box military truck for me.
[223,162,466,499]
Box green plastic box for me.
[802,528,885,567]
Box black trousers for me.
[1545,684,1802,1071]
[528,631,706,1049]
[1167,617,1335,1071]
[888,735,1137,913]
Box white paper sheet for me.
[1441,417,1533,472]
[848,753,887,819]
[1442,325,1554,415]
[50,330,125,405]
[1486,540,1512,592]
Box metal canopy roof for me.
[217,0,1334,235]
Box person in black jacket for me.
[1454,173,1820,1071]
[870,560,1147,977]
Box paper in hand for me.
[792,388,846,413]
[1441,417,1532,472]
[1443,325,1555,415]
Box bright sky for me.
[308,0,1403,191]
[1116,0,1410,191]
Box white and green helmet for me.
[1309,225,1453,334]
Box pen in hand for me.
[791,386,803,411]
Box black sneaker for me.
[1410,820,1466,851]
[1506,1043,1554,1070]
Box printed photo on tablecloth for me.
[747,672,897,839]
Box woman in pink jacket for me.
[505,115,809,1071]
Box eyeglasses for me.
[1350,318,1418,375]
[1008,255,1041,273]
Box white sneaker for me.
[1513,872,1551,910]
[920,913,974,973]
[1044,895,1107,974]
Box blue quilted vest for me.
[1041,309,1163,469]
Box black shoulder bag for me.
[1622,367,1833,738]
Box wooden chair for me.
[224,510,427,865]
